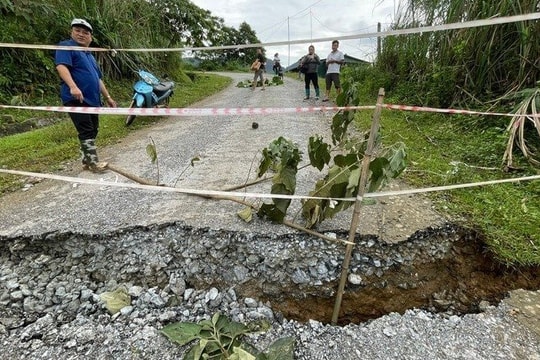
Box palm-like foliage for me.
[503,87,540,167]
[374,0,540,167]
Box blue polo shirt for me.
[55,39,102,107]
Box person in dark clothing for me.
[273,52,281,75]
[55,18,117,173]
[299,45,321,100]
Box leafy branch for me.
[256,137,302,223]
[161,312,294,360]
[252,80,407,229]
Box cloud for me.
[190,0,397,66]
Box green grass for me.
[356,108,540,266]
[0,71,231,193]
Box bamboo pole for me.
[331,88,385,325]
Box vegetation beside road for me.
[347,70,540,267]
[342,0,540,267]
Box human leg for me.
[253,69,265,89]
[252,71,258,90]
[304,74,311,99]
[324,73,340,101]
[313,75,320,99]
[67,102,107,172]
[334,73,342,95]
[323,74,332,101]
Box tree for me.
[147,0,222,47]
[237,22,262,64]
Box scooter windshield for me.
[139,70,160,85]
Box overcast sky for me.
[190,0,399,66]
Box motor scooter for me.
[125,70,174,126]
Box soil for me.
[265,234,540,325]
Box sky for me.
[190,0,399,67]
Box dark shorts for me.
[325,73,341,90]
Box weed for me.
[161,312,294,359]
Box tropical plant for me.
[0,1,63,102]
[254,80,407,228]
[502,86,540,167]
[378,0,540,107]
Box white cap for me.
[71,18,93,33]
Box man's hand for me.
[70,86,84,103]
[105,97,117,107]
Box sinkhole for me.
[1,222,539,326]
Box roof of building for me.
[285,53,370,72]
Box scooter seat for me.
[153,81,174,94]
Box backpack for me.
[250,60,261,71]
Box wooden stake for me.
[105,164,352,246]
[106,163,157,186]
[331,88,385,325]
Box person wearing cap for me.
[55,18,117,173]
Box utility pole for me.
[377,22,381,60]
[288,16,290,67]
[310,9,313,42]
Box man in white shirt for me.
[322,40,345,102]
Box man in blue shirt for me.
[55,18,117,172]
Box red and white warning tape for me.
[0,104,375,116]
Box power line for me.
[311,12,385,35]
[257,17,289,36]
[288,0,324,20]
[259,0,324,36]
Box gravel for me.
[1,72,539,359]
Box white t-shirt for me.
[326,50,344,74]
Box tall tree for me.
[237,22,263,64]
[147,0,222,47]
